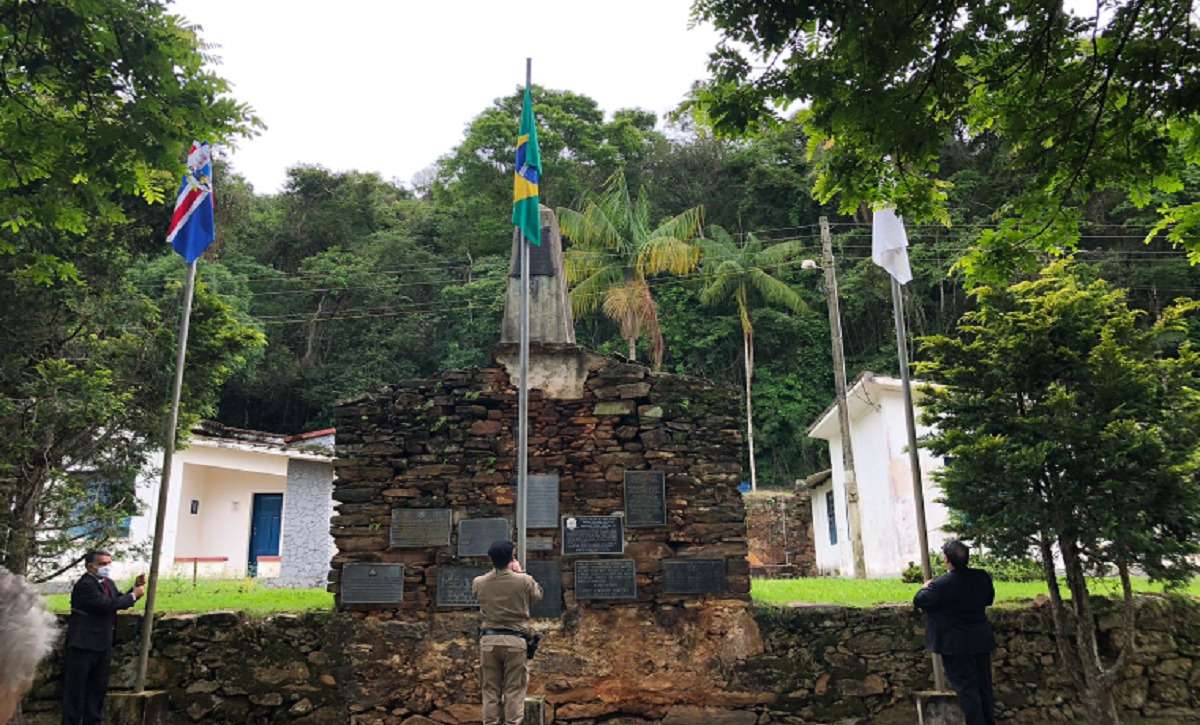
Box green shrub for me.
[901,551,1041,583]
[901,556,949,583]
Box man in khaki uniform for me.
[472,540,543,725]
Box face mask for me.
[95,566,111,579]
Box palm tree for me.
[697,226,807,491]
[557,171,704,368]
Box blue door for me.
[248,493,283,576]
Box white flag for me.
[871,208,913,285]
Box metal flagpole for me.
[134,259,198,692]
[516,57,531,567]
[890,274,946,690]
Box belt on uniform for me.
[479,627,543,659]
[479,627,528,639]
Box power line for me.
[128,238,1195,292]
[248,252,1200,326]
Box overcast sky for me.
[171,0,719,193]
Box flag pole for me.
[890,274,946,690]
[134,258,198,692]
[516,57,531,567]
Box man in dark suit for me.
[62,550,144,725]
[913,540,997,725]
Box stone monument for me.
[500,203,574,346]
[329,204,757,720]
[495,204,590,400]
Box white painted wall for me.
[808,375,952,578]
[91,438,304,582]
[172,463,287,578]
[810,481,846,574]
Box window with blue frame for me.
[67,473,134,540]
[825,489,838,545]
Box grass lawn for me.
[42,575,1199,614]
[751,576,1200,608]
[44,578,333,615]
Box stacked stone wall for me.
[743,492,816,578]
[329,349,750,611]
[23,596,1200,723]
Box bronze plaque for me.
[341,564,404,605]
[389,508,452,548]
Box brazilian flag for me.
[511,86,542,246]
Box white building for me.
[65,422,336,587]
[804,372,952,578]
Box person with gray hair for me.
[0,566,60,725]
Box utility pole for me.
[819,217,867,578]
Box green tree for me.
[432,87,666,257]
[697,227,807,490]
[0,0,258,240]
[918,261,1200,724]
[216,232,448,432]
[0,0,260,576]
[0,249,264,578]
[689,0,1200,268]
[559,171,705,367]
[645,123,820,234]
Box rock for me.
[470,420,501,435]
[196,611,240,628]
[290,698,314,715]
[249,692,284,707]
[837,674,887,696]
[638,404,664,419]
[254,661,310,685]
[594,401,635,416]
[661,706,757,725]
[185,680,219,694]
[292,706,347,725]
[431,703,482,722]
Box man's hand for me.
[923,579,934,588]
[133,585,146,599]
[507,559,524,574]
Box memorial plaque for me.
[574,559,637,600]
[341,563,404,604]
[527,536,554,552]
[663,559,727,594]
[436,565,489,607]
[624,471,666,527]
[527,560,564,619]
[390,508,452,548]
[510,225,556,277]
[525,474,560,529]
[458,517,511,557]
[562,515,624,555]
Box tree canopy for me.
[918,259,1200,723]
[559,171,705,367]
[0,0,261,576]
[689,0,1200,271]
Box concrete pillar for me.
[501,205,575,345]
[523,696,550,725]
[107,691,169,725]
[915,691,965,725]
